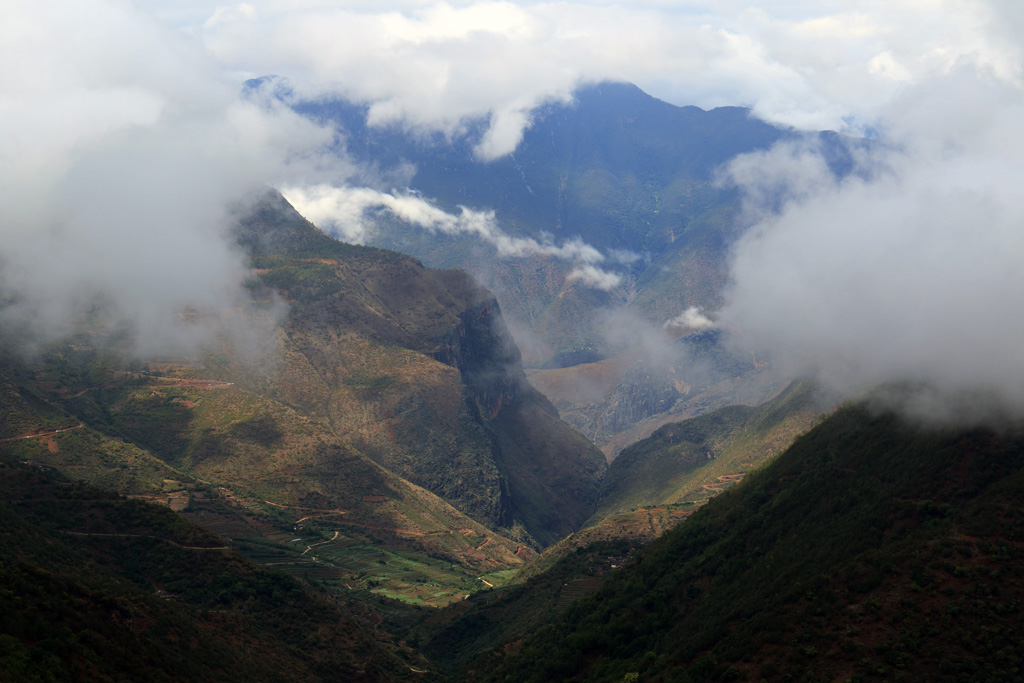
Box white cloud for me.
[719,59,1024,424]
[0,0,341,355]
[565,265,623,292]
[180,0,1023,154]
[664,307,715,332]
[282,184,621,287]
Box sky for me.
[3,0,1024,419]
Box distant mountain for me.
[593,378,824,519]
[280,79,859,453]
[289,81,794,356]
[293,81,786,245]
[286,81,856,352]
[477,405,1024,681]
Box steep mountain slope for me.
[0,191,606,605]
[233,191,607,546]
[0,462,412,682]
[1,321,531,604]
[477,405,1024,682]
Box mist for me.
[8,0,1024,424]
[0,0,346,359]
[282,184,626,290]
[719,63,1024,425]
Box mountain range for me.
[279,79,858,453]
[3,79,1012,683]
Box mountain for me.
[280,79,859,454]
[290,81,795,358]
[476,405,1024,682]
[233,191,606,547]
[0,191,606,607]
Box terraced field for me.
[182,495,516,607]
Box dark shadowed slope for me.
[481,404,1024,682]
[0,462,413,682]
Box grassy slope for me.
[0,338,533,600]
[232,195,606,546]
[482,405,1024,682]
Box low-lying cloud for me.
[0,0,347,358]
[719,62,1024,424]
[664,307,716,333]
[282,184,625,290]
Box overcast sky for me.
[4,0,1024,420]
[171,0,1021,152]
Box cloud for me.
[8,0,1024,413]
[664,307,715,333]
[187,1,1021,157]
[0,0,343,357]
[719,56,1024,424]
[282,184,624,289]
[565,265,623,292]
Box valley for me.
[2,44,1015,680]
[281,81,855,459]
[0,176,814,629]
[0,83,844,680]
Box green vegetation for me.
[0,193,606,612]
[254,262,344,306]
[235,189,406,263]
[481,405,1024,682]
[401,539,639,679]
[342,372,398,389]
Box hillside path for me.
[62,531,229,551]
[0,423,84,442]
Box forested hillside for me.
[476,405,1024,682]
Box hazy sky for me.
[4,0,1024,419]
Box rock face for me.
[233,191,606,547]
